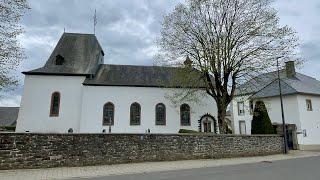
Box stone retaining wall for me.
[0,133,284,170]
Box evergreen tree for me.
[251,100,275,134]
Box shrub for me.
[251,100,275,134]
[0,126,16,131]
[178,129,200,133]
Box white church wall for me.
[80,86,217,133]
[16,75,86,133]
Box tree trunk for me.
[217,105,227,134]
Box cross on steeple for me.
[93,9,97,34]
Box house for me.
[16,33,218,134]
[0,107,19,131]
[231,61,320,150]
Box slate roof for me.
[20,32,209,88]
[23,33,103,76]
[0,107,19,126]
[235,70,283,95]
[83,64,207,88]
[236,70,320,98]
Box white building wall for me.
[261,95,301,130]
[231,95,301,135]
[296,94,320,147]
[16,75,86,133]
[80,86,217,133]
[231,94,320,148]
[231,95,253,135]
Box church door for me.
[203,121,212,132]
[202,116,214,133]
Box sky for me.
[1,0,320,107]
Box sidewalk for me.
[1,151,319,180]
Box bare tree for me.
[157,0,301,133]
[0,0,30,92]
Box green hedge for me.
[0,126,16,131]
[178,129,201,133]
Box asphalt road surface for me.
[77,156,320,180]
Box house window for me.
[239,121,246,134]
[103,102,114,125]
[50,92,60,116]
[180,104,190,126]
[238,102,245,116]
[249,100,254,115]
[130,102,141,125]
[306,99,312,111]
[155,103,166,125]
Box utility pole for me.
[277,58,289,154]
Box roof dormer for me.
[55,54,64,65]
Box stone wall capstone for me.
[0,133,284,170]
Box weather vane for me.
[93,9,97,34]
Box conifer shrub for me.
[251,100,275,134]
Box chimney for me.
[285,61,296,78]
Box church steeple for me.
[183,56,193,67]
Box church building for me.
[16,33,218,133]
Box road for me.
[77,156,320,180]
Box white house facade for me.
[231,61,320,150]
[16,33,218,134]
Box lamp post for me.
[277,58,289,154]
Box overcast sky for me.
[1,0,320,106]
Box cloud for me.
[299,41,320,78]
[0,95,21,107]
[0,0,184,106]
[300,42,320,60]
[273,0,320,80]
[18,0,183,67]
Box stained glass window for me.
[103,102,114,125]
[50,92,60,116]
[130,102,141,125]
[155,103,166,125]
[180,104,190,126]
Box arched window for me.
[103,102,114,125]
[130,102,141,125]
[50,92,60,116]
[155,103,166,125]
[180,104,190,126]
